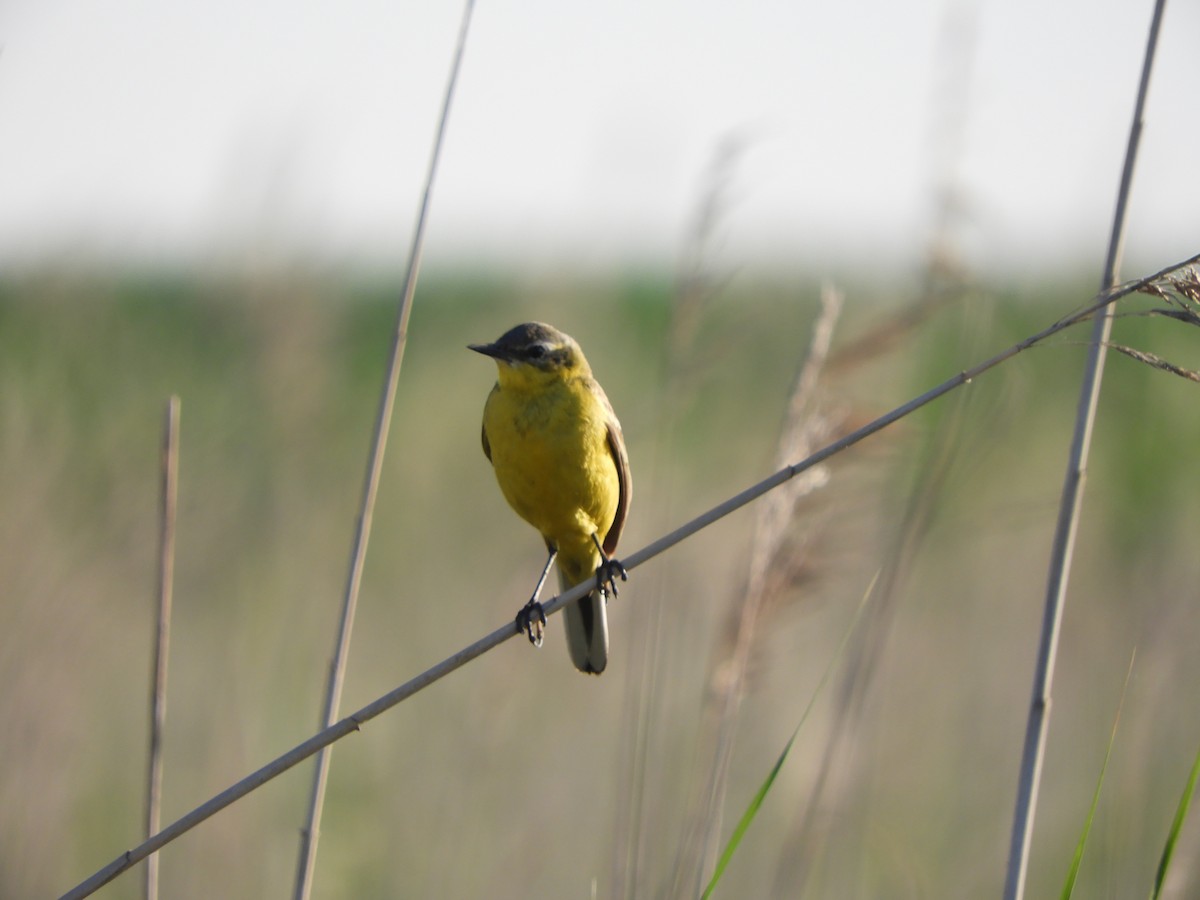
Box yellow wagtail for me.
[470,322,631,674]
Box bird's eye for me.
[526,344,547,359]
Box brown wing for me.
[480,384,496,463]
[599,386,631,556]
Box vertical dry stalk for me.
[292,4,477,898]
[672,285,842,897]
[1003,1,1167,897]
[145,395,180,900]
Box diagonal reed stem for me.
[144,396,180,900]
[58,252,1198,900]
[291,4,477,899]
[1002,2,1168,898]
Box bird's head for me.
[469,322,589,386]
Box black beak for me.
[468,342,507,361]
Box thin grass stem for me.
[1059,652,1136,900]
[1002,3,1167,897]
[144,396,179,900]
[291,3,478,898]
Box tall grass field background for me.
[3,264,1200,897]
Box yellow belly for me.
[483,377,619,579]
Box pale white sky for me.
[1,0,1196,275]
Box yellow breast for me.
[482,374,620,561]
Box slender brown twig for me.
[1003,2,1167,897]
[57,252,1197,900]
[144,396,179,900]
[292,3,478,898]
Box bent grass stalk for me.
[291,2,477,898]
[1003,1,1166,896]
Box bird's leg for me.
[516,547,555,647]
[591,533,628,599]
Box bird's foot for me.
[590,532,628,599]
[516,599,547,647]
[596,556,629,599]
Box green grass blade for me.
[699,573,877,900]
[1150,737,1200,900]
[1060,651,1136,900]
[699,728,796,900]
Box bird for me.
[470,322,631,674]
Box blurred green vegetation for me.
[2,264,1199,899]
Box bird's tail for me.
[560,566,609,675]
